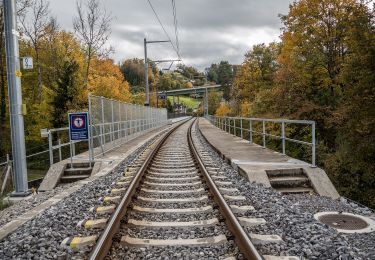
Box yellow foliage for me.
[215,103,231,116]
[239,101,251,117]
[88,59,132,102]
[185,82,193,88]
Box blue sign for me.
[158,93,166,100]
[69,112,89,141]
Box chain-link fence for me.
[42,95,168,166]
[88,95,168,159]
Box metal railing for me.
[42,95,168,166]
[206,115,316,167]
[0,155,12,195]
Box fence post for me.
[312,122,316,168]
[118,102,122,141]
[0,154,12,195]
[88,95,94,165]
[48,130,53,166]
[69,139,74,168]
[101,97,105,146]
[249,119,253,144]
[234,118,236,136]
[111,100,114,145]
[282,122,286,155]
[125,104,128,141]
[58,139,62,162]
[240,118,243,139]
[262,120,266,148]
[72,141,76,157]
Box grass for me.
[167,96,202,109]
[28,169,46,181]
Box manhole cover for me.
[314,212,375,233]
[318,214,369,230]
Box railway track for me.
[63,118,296,259]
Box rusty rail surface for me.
[89,117,263,259]
[187,119,263,260]
[89,118,190,260]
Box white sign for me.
[22,57,33,70]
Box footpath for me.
[198,117,339,199]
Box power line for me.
[146,0,181,60]
[172,0,180,55]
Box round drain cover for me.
[314,211,375,233]
[318,214,369,230]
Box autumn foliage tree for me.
[232,0,375,208]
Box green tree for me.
[217,61,233,100]
[325,2,375,208]
[232,43,280,116]
[51,59,80,127]
[120,58,145,87]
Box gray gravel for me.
[1,118,374,260]
[109,120,239,259]
[109,243,240,260]
[0,130,167,260]
[192,119,375,259]
[0,183,78,228]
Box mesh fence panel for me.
[89,95,168,158]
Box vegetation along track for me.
[64,118,282,259]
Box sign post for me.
[68,112,92,168]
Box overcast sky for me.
[49,0,292,70]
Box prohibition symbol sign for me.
[73,116,85,129]
[69,112,89,141]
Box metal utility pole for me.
[144,38,175,106]
[204,87,209,117]
[3,0,29,196]
[154,60,180,108]
[144,38,149,106]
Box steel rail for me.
[187,119,263,260]
[89,118,191,260]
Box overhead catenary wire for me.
[172,0,180,55]
[147,0,182,60]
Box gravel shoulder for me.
[194,120,375,260]
[0,132,165,260]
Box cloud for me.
[49,0,291,70]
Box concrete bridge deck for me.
[198,117,339,199]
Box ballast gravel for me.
[108,120,239,259]
[0,131,166,260]
[192,120,375,260]
[1,118,374,260]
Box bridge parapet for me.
[41,95,168,166]
[206,115,316,167]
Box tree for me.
[20,0,52,100]
[325,2,375,208]
[232,43,280,116]
[206,61,234,100]
[208,91,221,115]
[206,63,219,83]
[73,0,112,86]
[51,59,80,127]
[217,61,233,100]
[120,58,145,87]
[88,58,132,102]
